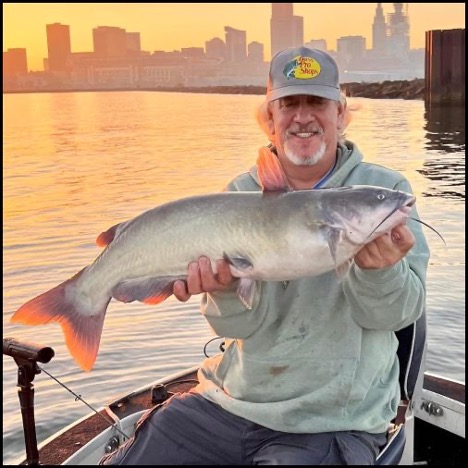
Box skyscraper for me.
[93,26,127,57]
[270,3,304,59]
[224,26,247,62]
[46,23,71,72]
[387,3,410,59]
[372,3,387,53]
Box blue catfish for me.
[11,148,416,371]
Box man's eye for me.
[280,101,295,109]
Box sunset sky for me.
[3,2,465,71]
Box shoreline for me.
[3,79,426,100]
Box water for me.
[3,92,465,464]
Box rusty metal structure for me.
[425,28,465,105]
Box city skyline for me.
[3,3,465,71]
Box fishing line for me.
[203,336,226,357]
[37,365,130,440]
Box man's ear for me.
[267,118,275,136]
[266,104,275,137]
[337,97,348,130]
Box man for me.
[100,47,429,465]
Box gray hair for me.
[255,94,350,145]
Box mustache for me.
[286,127,324,135]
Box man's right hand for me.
[173,256,234,302]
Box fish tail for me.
[10,269,110,372]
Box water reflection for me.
[424,105,465,152]
[419,105,465,200]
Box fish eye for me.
[377,193,386,200]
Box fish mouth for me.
[399,196,416,215]
[366,194,446,245]
[365,194,416,241]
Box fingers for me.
[186,260,204,293]
[173,257,234,302]
[355,224,415,269]
[390,224,415,251]
[216,259,234,286]
[173,280,190,302]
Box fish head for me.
[318,185,416,246]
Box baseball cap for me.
[266,46,341,103]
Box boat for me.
[3,329,465,466]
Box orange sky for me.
[3,2,465,71]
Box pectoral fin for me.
[320,226,352,280]
[335,259,353,281]
[223,253,253,271]
[321,226,343,266]
[236,278,258,310]
[112,275,185,305]
[222,253,257,308]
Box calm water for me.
[3,92,465,464]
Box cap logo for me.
[283,55,321,80]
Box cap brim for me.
[267,85,341,103]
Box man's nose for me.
[293,104,315,122]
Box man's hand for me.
[173,256,234,302]
[354,224,415,270]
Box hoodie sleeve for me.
[342,179,430,331]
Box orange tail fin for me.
[10,271,109,372]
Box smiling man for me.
[263,48,346,189]
[100,47,430,466]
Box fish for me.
[10,147,417,372]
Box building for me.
[292,15,304,50]
[205,37,226,59]
[224,26,247,62]
[337,36,366,67]
[247,42,264,63]
[372,3,387,54]
[93,26,128,57]
[181,47,205,58]
[304,39,327,52]
[126,32,141,53]
[387,3,410,60]
[46,23,71,72]
[270,3,304,59]
[3,48,28,76]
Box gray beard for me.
[284,141,327,166]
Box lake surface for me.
[3,91,465,464]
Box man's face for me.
[268,94,344,167]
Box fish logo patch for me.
[283,55,321,80]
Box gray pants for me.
[100,392,387,465]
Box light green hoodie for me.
[195,141,430,434]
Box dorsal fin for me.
[96,221,129,248]
[256,146,289,193]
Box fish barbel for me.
[11,148,416,371]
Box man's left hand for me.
[354,224,415,270]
